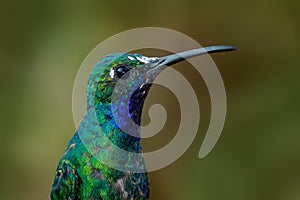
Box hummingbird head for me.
[87,46,236,126]
[86,53,156,102]
[86,53,160,126]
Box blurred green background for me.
[1,0,300,199]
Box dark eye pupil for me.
[115,65,130,79]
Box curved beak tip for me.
[156,45,237,67]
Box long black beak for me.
[156,45,236,67]
[144,45,236,80]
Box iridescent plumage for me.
[50,54,152,200]
[50,45,236,200]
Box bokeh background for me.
[1,0,299,199]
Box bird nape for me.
[50,45,236,200]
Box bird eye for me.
[115,65,131,79]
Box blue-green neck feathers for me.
[50,53,151,200]
[86,53,152,152]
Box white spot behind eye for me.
[109,68,115,78]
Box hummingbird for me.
[50,45,236,200]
